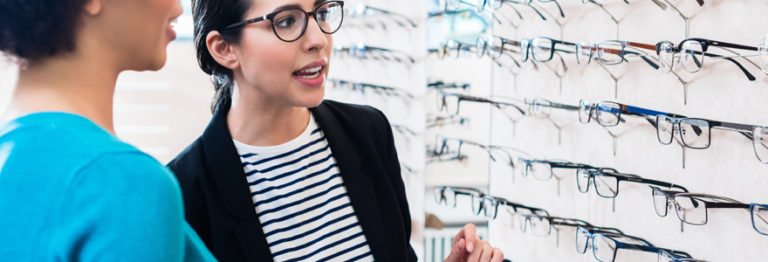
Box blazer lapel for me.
[310,103,391,261]
[200,101,273,261]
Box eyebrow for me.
[271,0,328,13]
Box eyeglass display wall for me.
[427,0,768,261]
[324,0,429,259]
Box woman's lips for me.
[292,66,326,87]
[166,25,177,41]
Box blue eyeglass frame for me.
[751,203,768,236]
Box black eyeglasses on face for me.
[221,1,345,42]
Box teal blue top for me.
[0,112,216,261]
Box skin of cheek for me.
[236,27,334,108]
[102,0,179,71]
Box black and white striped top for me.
[233,114,374,262]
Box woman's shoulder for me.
[166,136,205,177]
[0,112,158,175]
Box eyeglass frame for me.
[577,168,689,198]
[575,226,655,255]
[578,229,692,262]
[751,203,768,236]
[651,186,750,226]
[655,115,756,150]
[519,214,593,237]
[437,91,526,117]
[517,158,594,181]
[655,39,758,81]
[525,98,580,118]
[575,40,660,70]
[578,100,684,127]
[221,1,345,42]
[520,36,577,63]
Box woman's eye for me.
[275,16,296,28]
[316,10,330,20]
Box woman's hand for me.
[444,224,504,262]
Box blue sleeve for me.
[53,152,214,262]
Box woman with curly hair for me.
[0,0,215,260]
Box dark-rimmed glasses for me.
[656,115,756,150]
[575,227,649,255]
[579,100,682,127]
[474,194,550,219]
[519,214,592,237]
[656,38,763,81]
[577,227,693,262]
[751,203,768,236]
[222,1,344,42]
[437,92,526,118]
[434,186,481,208]
[651,186,749,226]
[430,136,519,167]
[520,36,576,62]
[517,159,593,181]
[577,168,688,198]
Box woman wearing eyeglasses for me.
[167,0,504,261]
[0,0,214,261]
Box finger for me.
[462,224,478,252]
[491,248,504,262]
[443,238,465,262]
[465,239,485,262]
[479,242,493,262]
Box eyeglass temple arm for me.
[550,0,565,18]
[620,175,689,192]
[705,202,750,209]
[709,120,758,140]
[617,242,689,258]
[598,232,654,247]
[363,6,418,28]
[649,0,668,9]
[589,226,624,235]
[685,49,757,81]
[506,0,547,21]
[621,50,660,70]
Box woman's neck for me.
[6,53,120,133]
[227,88,311,147]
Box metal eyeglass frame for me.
[576,168,689,198]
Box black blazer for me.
[167,100,417,262]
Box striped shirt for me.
[233,114,374,262]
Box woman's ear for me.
[207,31,240,70]
[83,0,103,16]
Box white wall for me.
[464,0,768,261]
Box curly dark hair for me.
[0,0,89,62]
[191,0,251,112]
